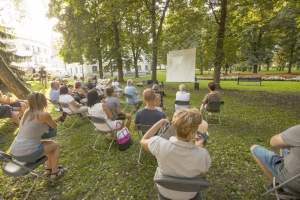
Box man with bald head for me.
[134,89,166,134]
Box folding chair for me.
[203,100,224,125]
[174,100,190,111]
[47,99,63,117]
[122,93,139,114]
[261,175,300,200]
[0,151,55,200]
[58,102,80,129]
[87,115,118,152]
[136,124,152,165]
[154,174,212,200]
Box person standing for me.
[39,67,47,88]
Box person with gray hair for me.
[175,84,190,110]
[49,81,60,102]
[124,79,143,111]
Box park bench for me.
[237,77,261,85]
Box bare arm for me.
[0,95,10,104]
[70,100,81,108]
[40,112,58,129]
[116,105,123,114]
[270,134,289,149]
[140,119,169,151]
[133,123,138,131]
[79,88,87,97]
[102,103,113,119]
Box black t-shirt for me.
[39,70,47,78]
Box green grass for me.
[1,72,300,199]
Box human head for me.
[68,84,74,89]
[179,84,186,92]
[127,79,133,86]
[27,92,47,111]
[55,78,63,85]
[60,85,69,95]
[87,90,100,108]
[105,85,114,97]
[75,82,82,89]
[102,76,106,79]
[80,77,84,81]
[50,81,59,90]
[208,82,216,91]
[152,84,159,91]
[155,93,161,106]
[172,109,202,139]
[63,79,68,85]
[86,82,95,90]
[143,89,156,102]
[74,76,78,80]
[113,77,118,82]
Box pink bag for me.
[117,127,132,151]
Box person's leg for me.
[250,145,282,181]
[73,106,88,117]
[125,114,132,129]
[135,100,143,110]
[19,102,26,116]
[10,111,20,124]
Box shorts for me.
[0,105,12,119]
[10,102,22,107]
[41,128,57,139]
[11,145,44,162]
[116,113,126,120]
[252,145,290,180]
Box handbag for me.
[117,127,132,151]
[158,122,175,140]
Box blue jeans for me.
[252,145,290,181]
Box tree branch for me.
[156,0,172,39]
[208,0,220,26]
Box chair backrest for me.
[154,175,212,192]
[175,100,190,106]
[48,99,62,109]
[88,115,114,132]
[0,151,12,163]
[137,124,152,133]
[123,93,133,99]
[58,102,70,109]
[206,100,224,112]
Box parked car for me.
[49,70,71,80]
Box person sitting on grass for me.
[154,93,163,112]
[140,109,211,199]
[124,79,143,111]
[0,92,27,117]
[9,92,67,180]
[0,104,20,125]
[175,84,190,111]
[59,86,88,117]
[250,125,300,196]
[50,81,60,102]
[87,90,122,138]
[134,89,166,134]
[200,82,221,115]
[104,85,132,129]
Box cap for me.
[197,120,208,136]
[152,84,159,90]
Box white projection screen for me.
[166,48,196,82]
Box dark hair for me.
[105,85,114,96]
[87,90,100,108]
[86,82,95,90]
[74,76,77,79]
[75,82,82,89]
[208,82,216,91]
[60,85,69,95]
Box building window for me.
[138,65,141,71]
[145,65,148,70]
[38,57,43,64]
[75,67,78,74]
[44,49,47,54]
[23,44,30,51]
[70,68,73,74]
[92,66,98,72]
[37,47,41,53]
[45,58,48,63]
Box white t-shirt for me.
[112,81,123,91]
[88,103,122,131]
[175,91,190,110]
[59,94,76,111]
[155,106,163,112]
[148,136,211,200]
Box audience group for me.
[1,77,299,199]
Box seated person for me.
[55,78,64,87]
[10,92,66,180]
[152,84,165,109]
[50,81,60,102]
[134,89,166,134]
[67,84,74,95]
[79,77,87,90]
[124,79,143,111]
[59,86,88,117]
[87,90,122,138]
[175,84,190,110]
[140,109,211,199]
[104,85,132,129]
[112,77,124,92]
[0,104,20,125]
[250,125,300,194]
[200,82,221,115]
[73,82,87,103]
[0,92,27,117]
[154,93,163,112]
[73,76,78,85]
[87,82,104,99]
[62,79,68,86]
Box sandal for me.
[51,168,67,180]
[45,165,63,176]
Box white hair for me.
[127,79,133,86]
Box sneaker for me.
[263,183,285,193]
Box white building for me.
[8,34,53,70]
[67,54,151,78]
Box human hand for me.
[156,118,169,129]
[101,99,105,103]
[194,135,204,148]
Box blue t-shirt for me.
[134,108,166,133]
[50,88,60,102]
[124,85,139,104]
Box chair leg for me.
[137,145,143,165]
[107,138,115,153]
[92,134,102,151]
[1,177,15,200]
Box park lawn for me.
[1,72,300,199]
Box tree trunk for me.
[213,0,227,90]
[95,37,103,79]
[253,64,258,73]
[151,0,157,81]
[113,21,124,82]
[200,68,203,75]
[0,60,31,99]
[134,57,139,78]
[288,45,294,74]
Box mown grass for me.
[1,71,300,199]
